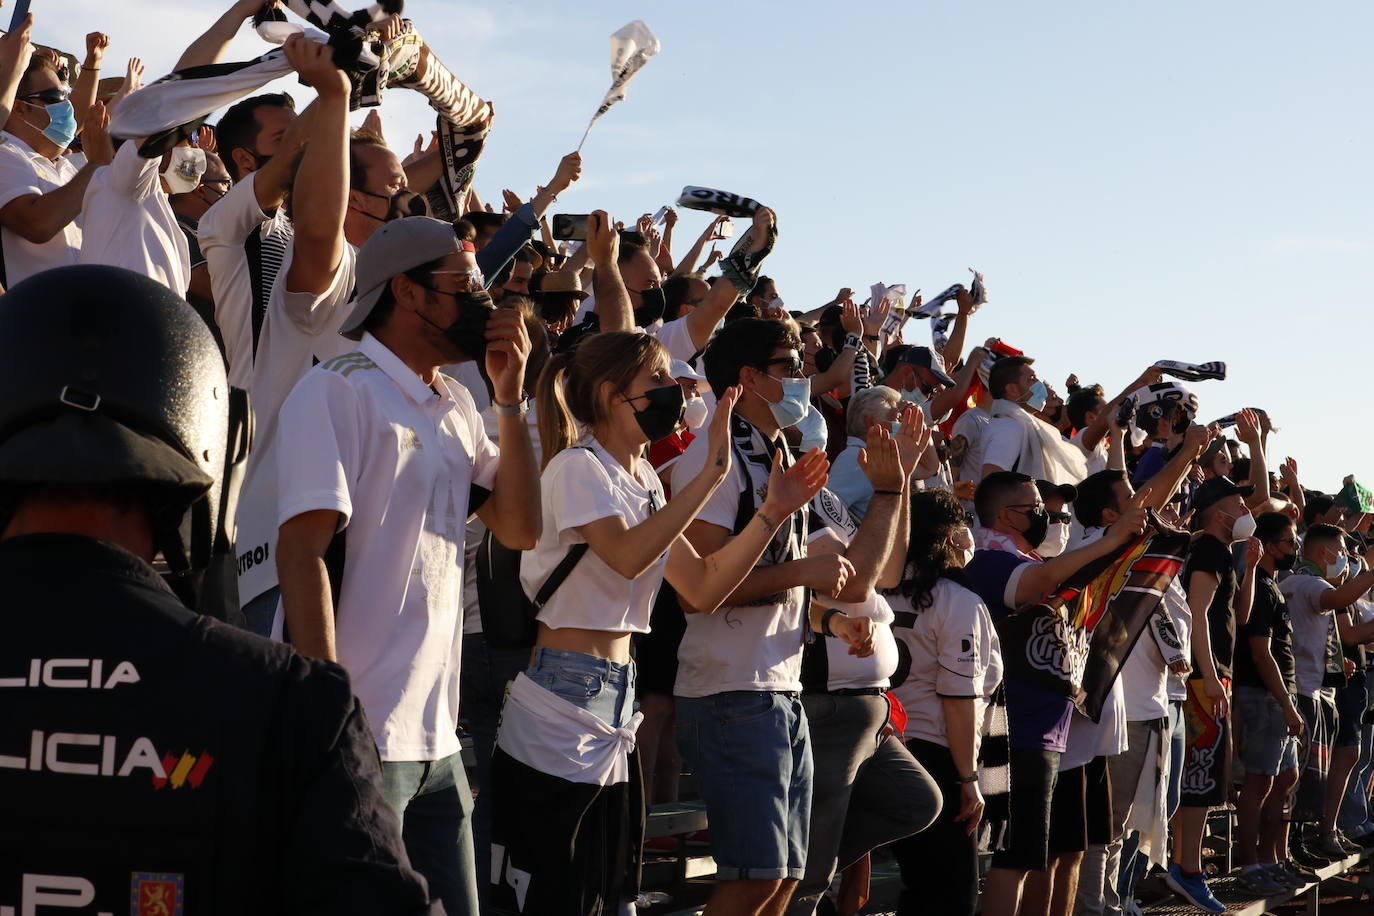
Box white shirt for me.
[78,141,189,294]
[1164,578,1193,702]
[652,315,707,364]
[1058,525,1128,767]
[950,406,992,491]
[461,399,540,637]
[525,437,667,634]
[672,425,813,696]
[1279,570,1339,698]
[982,399,1042,478]
[821,592,899,691]
[275,332,500,761]
[234,241,357,606]
[1121,610,1172,721]
[1072,428,1109,476]
[496,672,643,785]
[0,131,81,284]
[889,578,1003,747]
[198,171,294,389]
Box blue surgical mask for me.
[25,99,77,150]
[756,374,812,429]
[795,405,828,451]
[1326,552,1349,580]
[1026,380,1049,411]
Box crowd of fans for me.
[3,3,1373,916]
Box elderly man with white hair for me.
[828,386,938,519]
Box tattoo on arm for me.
[715,447,726,468]
[756,510,778,530]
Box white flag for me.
[578,20,661,150]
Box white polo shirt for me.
[78,141,190,294]
[198,171,294,389]
[525,436,667,634]
[234,241,356,607]
[889,578,1003,747]
[0,131,82,284]
[275,332,499,762]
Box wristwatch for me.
[491,396,529,418]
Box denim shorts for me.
[675,691,812,880]
[1235,686,1300,776]
[524,647,635,728]
[1336,673,1368,748]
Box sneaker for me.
[1334,830,1363,854]
[1290,840,1337,869]
[1234,864,1287,896]
[1312,832,1351,861]
[1262,862,1305,889]
[1278,858,1318,882]
[1164,864,1227,913]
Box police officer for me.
[0,266,439,914]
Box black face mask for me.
[1274,552,1297,571]
[633,287,666,327]
[417,288,494,361]
[1172,413,1191,435]
[355,187,432,223]
[1019,506,1050,549]
[627,383,685,443]
[813,346,837,374]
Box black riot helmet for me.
[0,265,229,574]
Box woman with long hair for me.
[487,330,829,916]
[888,488,1004,916]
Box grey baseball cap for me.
[341,217,474,340]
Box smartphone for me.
[717,218,735,239]
[551,214,591,241]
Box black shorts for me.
[632,587,686,696]
[1047,756,1112,856]
[991,747,1060,873]
[1335,674,1367,748]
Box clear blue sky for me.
[58,0,1374,493]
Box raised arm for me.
[0,14,33,129]
[942,288,974,369]
[472,308,541,549]
[0,105,109,243]
[282,36,349,296]
[175,0,265,70]
[1236,409,1270,511]
[1139,424,1211,511]
[587,211,632,332]
[1014,498,1149,605]
[928,346,990,422]
[71,33,107,137]
[1081,366,1162,451]
[830,427,908,602]
[475,152,581,280]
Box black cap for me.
[1192,476,1255,514]
[1036,480,1078,505]
[898,346,956,387]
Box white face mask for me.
[1231,511,1257,541]
[950,526,975,567]
[682,395,709,430]
[794,404,829,452]
[1037,519,1071,557]
[161,146,207,194]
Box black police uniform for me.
[0,533,438,915]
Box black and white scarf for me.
[1153,359,1226,382]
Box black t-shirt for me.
[0,534,435,915]
[1234,568,1296,695]
[1184,533,1239,680]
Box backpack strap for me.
[531,542,590,610]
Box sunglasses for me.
[759,356,805,378]
[21,88,69,106]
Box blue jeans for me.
[1338,673,1374,835]
[382,752,480,916]
[676,691,813,881]
[524,646,635,726]
[460,633,533,913]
